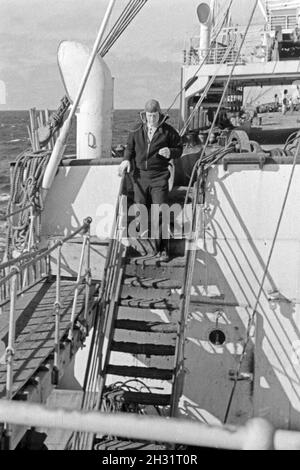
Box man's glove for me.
[118,160,131,176]
[158,147,171,159]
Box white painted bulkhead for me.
[41,161,121,279]
[179,162,300,430]
[58,41,113,160]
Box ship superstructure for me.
[181,0,300,135]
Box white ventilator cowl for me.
[58,41,113,160]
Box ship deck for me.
[249,111,300,148]
[0,276,98,400]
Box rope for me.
[98,0,148,57]
[6,150,51,257]
[223,123,300,424]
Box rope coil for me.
[6,149,51,257]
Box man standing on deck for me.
[118,99,183,262]
[282,89,289,115]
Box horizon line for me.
[0,107,180,112]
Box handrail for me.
[170,173,204,416]
[0,248,48,271]
[1,399,300,450]
[5,203,34,219]
[2,216,94,447]
[0,218,92,289]
[71,176,126,450]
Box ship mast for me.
[258,0,268,22]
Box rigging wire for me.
[196,0,259,165]
[250,86,273,106]
[98,0,148,57]
[179,38,238,137]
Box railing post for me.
[4,268,18,449]
[52,242,62,386]
[84,226,91,322]
[6,270,18,401]
[68,220,91,342]
[0,268,3,311]
[67,236,87,342]
[28,206,34,250]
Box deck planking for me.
[0,277,97,398]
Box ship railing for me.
[170,177,201,417]
[0,217,92,413]
[0,247,49,308]
[269,14,297,30]
[70,176,126,450]
[203,47,245,65]
[1,398,300,450]
[184,25,271,66]
[184,45,245,66]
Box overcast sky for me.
[0,0,262,110]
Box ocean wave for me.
[0,193,10,203]
[7,138,22,143]
[0,209,6,222]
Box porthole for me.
[209,329,226,346]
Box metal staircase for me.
[93,185,192,450]
[69,182,196,450]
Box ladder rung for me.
[111,341,176,356]
[106,365,173,381]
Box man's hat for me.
[144,99,161,113]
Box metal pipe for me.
[0,399,300,450]
[28,206,34,250]
[53,243,62,381]
[84,228,91,321]
[171,182,201,416]
[5,203,34,219]
[68,235,88,341]
[0,248,47,271]
[6,274,18,401]
[198,2,212,57]
[0,218,92,288]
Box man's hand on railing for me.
[118,160,130,176]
